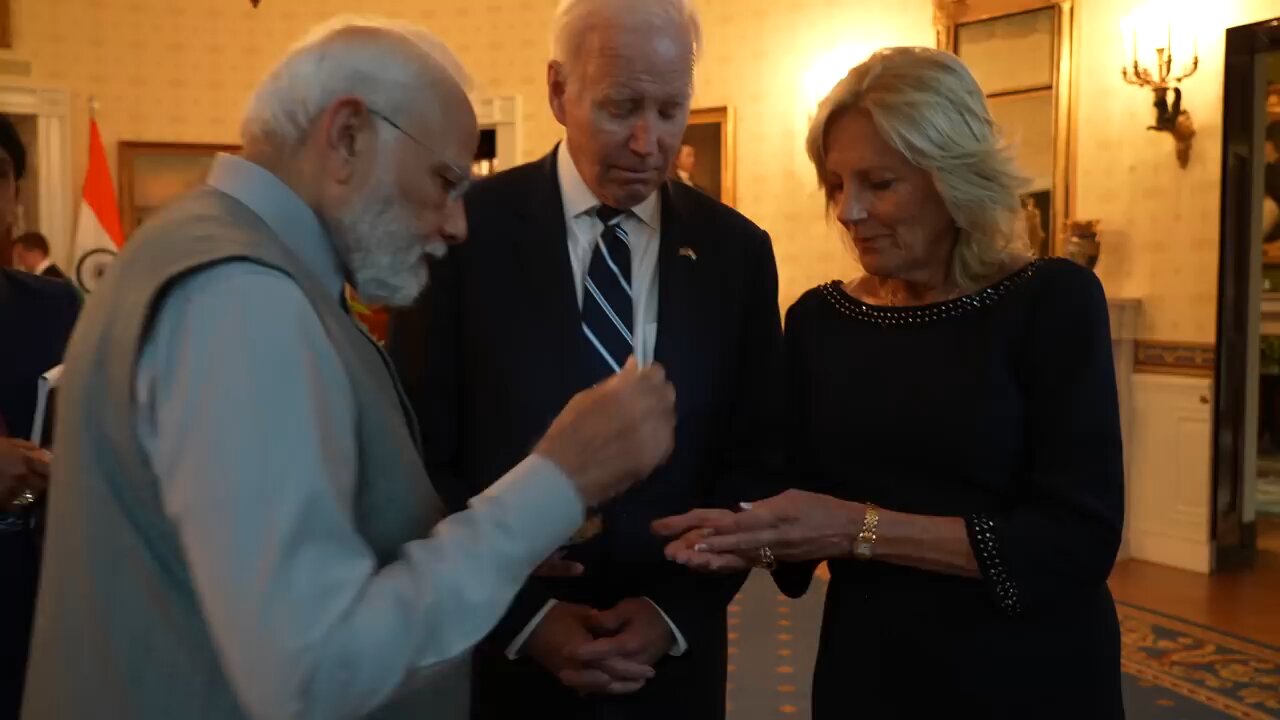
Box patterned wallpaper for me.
[689,0,936,307]
[7,0,933,314]
[1076,0,1280,343]
[18,0,1275,342]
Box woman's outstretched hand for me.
[653,490,863,570]
[652,508,753,573]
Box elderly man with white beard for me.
[21,17,677,720]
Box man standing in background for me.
[670,143,701,191]
[11,234,66,281]
[389,1,784,717]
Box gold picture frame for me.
[937,0,1076,256]
[112,140,407,343]
[675,107,736,207]
[0,0,11,49]
[118,141,240,235]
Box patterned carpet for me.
[1121,604,1280,719]
[724,571,825,718]
[727,570,1280,719]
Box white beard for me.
[327,168,448,308]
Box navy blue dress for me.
[778,258,1125,718]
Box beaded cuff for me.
[966,513,1023,617]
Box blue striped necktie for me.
[581,205,633,375]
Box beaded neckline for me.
[819,259,1044,327]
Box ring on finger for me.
[755,545,777,570]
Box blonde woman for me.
[656,47,1124,717]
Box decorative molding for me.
[0,59,31,77]
[472,94,520,174]
[1135,340,1216,377]
[934,0,1063,31]
[0,84,73,269]
[1124,533,1212,574]
[932,0,966,29]
[0,85,70,116]
[473,95,519,126]
[1108,298,1141,341]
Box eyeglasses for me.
[367,107,472,202]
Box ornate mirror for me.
[936,0,1075,257]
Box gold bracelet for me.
[852,504,879,560]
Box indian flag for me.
[71,118,124,293]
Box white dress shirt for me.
[559,141,661,365]
[134,154,586,719]
[504,142,688,660]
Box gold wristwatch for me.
[852,504,879,560]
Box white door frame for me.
[473,95,521,172]
[0,85,73,267]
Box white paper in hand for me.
[30,363,64,447]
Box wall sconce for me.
[1122,26,1198,168]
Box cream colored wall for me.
[13,0,567,267]
[693,0,936,306]
[9,0,933,310]
[1076,0,1280,343]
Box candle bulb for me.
[1132,28,1138,66]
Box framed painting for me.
[0,0,11,49]
[673,106,736,207]
[118,141,240,236]
[116,140,400,342]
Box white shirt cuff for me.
[505,599,558,659]
[644,597,688,656]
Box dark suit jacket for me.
[0,267,78,720]
[0,268,79,441]
[38,264,67,282]
[389,149,785,719]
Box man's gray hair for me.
[551,0,702,75]
[241,15,473,149]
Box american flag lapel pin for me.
[678,246,698,261]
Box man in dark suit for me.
[0,115,78,444]
[388,1,783,718]
[0,113,78,720]
[0,269,78,441]
[11,233,67,281]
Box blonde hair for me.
[805,46,1031,291]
